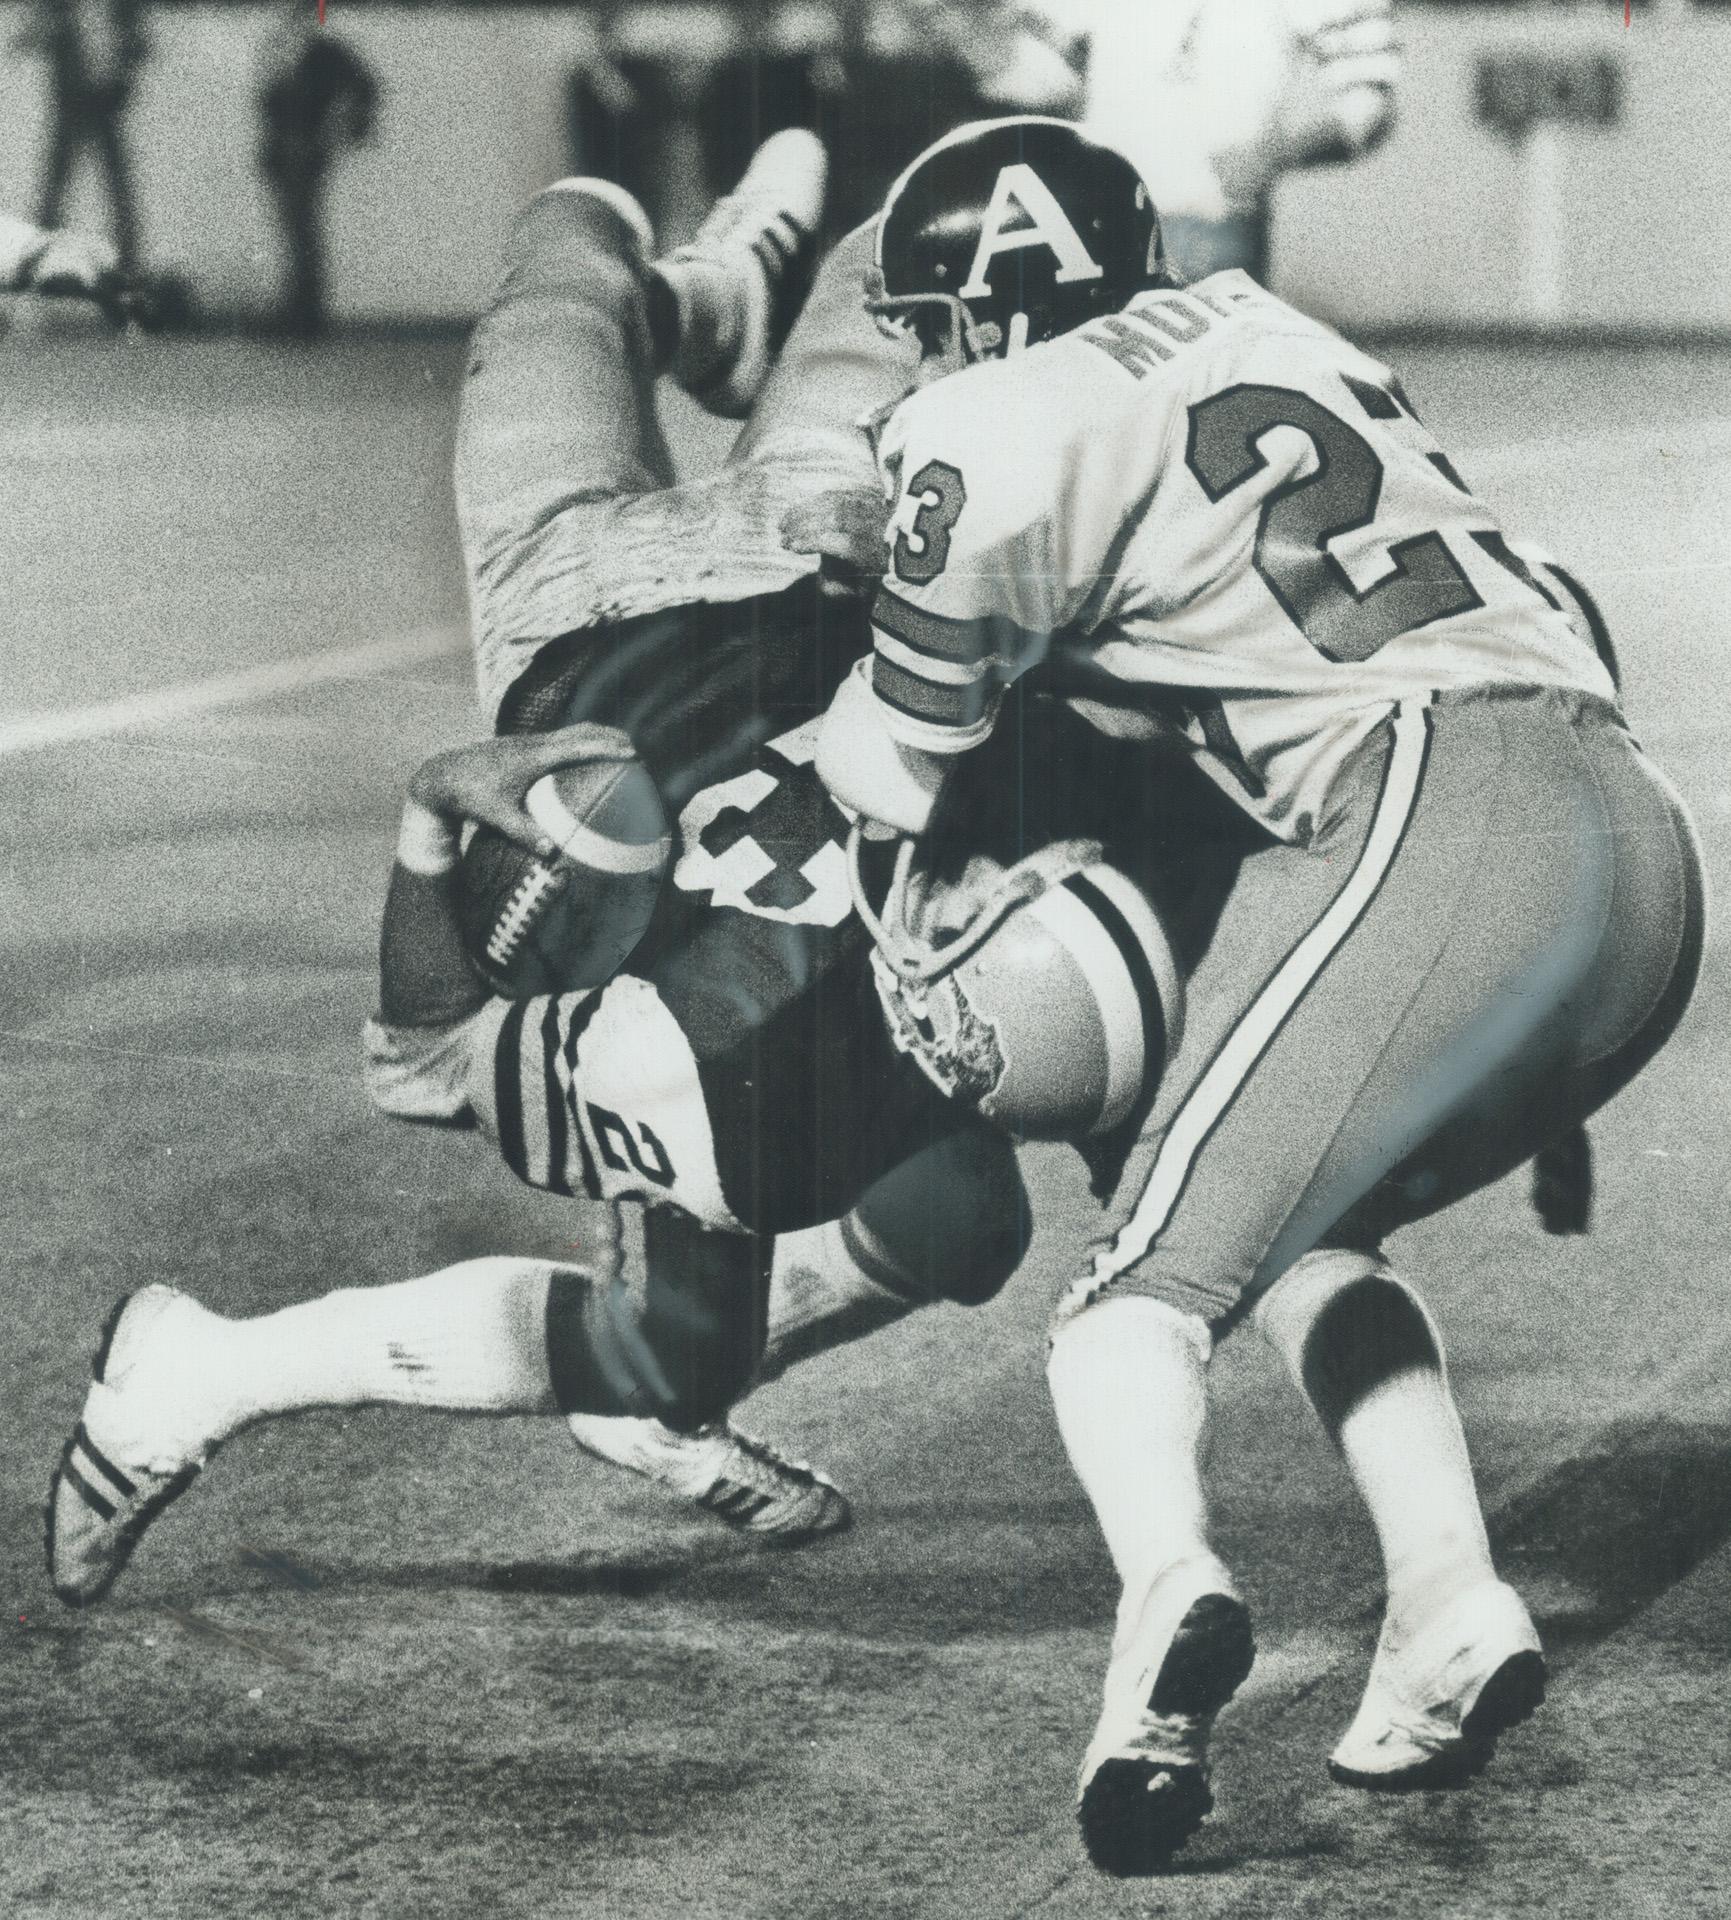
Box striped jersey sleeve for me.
[362,993,603,1201]
[865,349,1160,753]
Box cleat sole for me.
[1078,1591,1255,1876]
[1462,1647,1548,1743]
[1080,1758,1214,1877]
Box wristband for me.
[396,800,460,876]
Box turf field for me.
[3,328,1730,1919]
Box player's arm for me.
[367,725,633,1122]
[815,367,1124,834]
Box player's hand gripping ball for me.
[417,726,670,997]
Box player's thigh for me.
[456,184,672,568]
[1075,694,1682,1325]
[1339,710,1705,1245]
[728,220,915,475]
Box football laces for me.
[487,861,562,970]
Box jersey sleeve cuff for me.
[362,1005,503,1125]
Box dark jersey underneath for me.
[494,581,954,1233]
[493,581,1264,1232]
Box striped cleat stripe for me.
[58,1447,119,1521]
[74,1421,138,1499]
[702,1485,774,1522]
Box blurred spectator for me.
[810,0,1085,230]
[18,0,150,277]
[578,0,1087,243]
[1068,0,1399,280]
[893,0,1085,116]
[257,9,378,338]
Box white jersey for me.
[863,271,1615,844]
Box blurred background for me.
[1,0,1718,338]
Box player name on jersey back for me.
[868,271,1617,844]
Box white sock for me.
[1047,1294,1214,1640]
[1255,1251,1495,1631]
[191,1257,562,1442]
[756,1216,922,1387]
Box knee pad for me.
[848,1125,1031,1308]
[1253,1249,1444,1436]
[545,1211,768,1431]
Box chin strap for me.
[846,825,1104,988]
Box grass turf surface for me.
[3,334,1730,1918]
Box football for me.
[460,754,672,997]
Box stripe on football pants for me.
[1085,700,1433,1292]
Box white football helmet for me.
[852,834,1183,1139]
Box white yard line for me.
[0,627,464,759]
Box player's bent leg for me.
[1049,692,1697,1827]
[758,1118,1031,1383]
[1260,699,1704,1284]
[1048,1294,1253,1875]
[1082,693,1704,1333]
[456,178,677,722]
[577,1123,1030,1540]
[1254,1249,1544,1788]
[852,1119,1031,1308]
[728,219,916,479]
[545,1207,769,1433]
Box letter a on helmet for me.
[958,163,1106,300]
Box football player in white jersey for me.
[817,118,1705,1874]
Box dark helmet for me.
[868,116,1165,364]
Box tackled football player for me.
[815,119,1705,1873]
[44,134,1191,1600]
